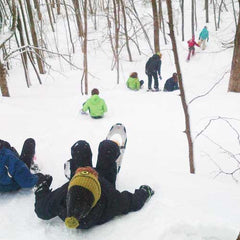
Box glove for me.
[81,109,87,115]
[35,173,53,187]
[140,185,154,199]
[159,75,162,80]
[34,174,53,194]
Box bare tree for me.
[152,0,160,52]
[166,0,195,174]
[205,0,209,23]
[228,0,240,92]
[191,0,195,36]
[83,0,88,95]
[180,0,185,41]
[0,0,18,96]
[120,0,132,61]
[158,0,167,44]
[25,0,45,74]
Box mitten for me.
[140,185,154,199]
[81,109,87,115]
[34,174,53,194]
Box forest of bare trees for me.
[0,0,239,97]
[0,0,239,176]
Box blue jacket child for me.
[164,73,179,92]
[0,138,43,192]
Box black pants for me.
[70,140,120,186]
[147,72,158,90]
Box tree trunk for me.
[191,0,194,36]
[205,0,209,23]
[33,0,42,20]
[236,232,240,240]
[0,61,9,97]
[25,0,45,74]
[180,0,184,41]
[158,0,167,44]
[120,0,132,61]
[83,0,88,95]
[152,0,160,53]
[228,2,240,92]
[113,0,120,84]
[166,0,195,174]
[72,0,84,37]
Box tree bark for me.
[72,0,84,37]
[205,0,209,23]
[166,0,195,174]
[152,0,160,52]
[83,0,88,94]
[25,0,45,74]
[0,61,9,97]
[228,1,240,92]
[120,0,132,61]
[191,0,194,36]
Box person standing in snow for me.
[187,36,200,61]
[145,52,162,91]
[126,72,144,91]
[34,139,154,229]
[163,73,179,92]
[81,88,107,119]
[198,26,209,50]
[0,138,49,192]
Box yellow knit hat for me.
[156,52,162,58]
[68,167,101,207]
[65,167,101,229]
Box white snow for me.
[0,1,240,239]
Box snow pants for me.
[147,72,159,90]
[187,46,195,61]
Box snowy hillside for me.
[0,1,240,240]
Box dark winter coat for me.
[0,147,38,192]
[145,54,161,76]
[35,176,149,229]
[164,77,179,92]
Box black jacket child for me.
[145,54,161,76]
[34,140,154,229]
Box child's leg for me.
[96,140,120,187]
[20,138,36,169]
[70,140,93,178]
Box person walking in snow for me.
[163,73,179,92]
[198,26,209,50]
[145,52,162,91]
[126,72,144,91]
[187,36,200,61]
[0,138,49,192]
[81,88,107,119]
[34,139,154,229]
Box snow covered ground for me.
[0,1,240,239]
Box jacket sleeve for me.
[82,100,89,112]
[158,60,162,75]
[136,79,140,90]
[110,188,149,216]
[8,154,38,188]
[102,100,107,113]
[35,182,68,220]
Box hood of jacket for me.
[152,54,160,60]
[89,95,101,104]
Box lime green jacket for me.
[127,77,140,90]
[83,95,107,117]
